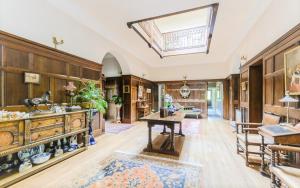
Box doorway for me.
[207,82,223,117]
[102,53,123,123]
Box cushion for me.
[237,133,273,145]
[262,113,280,125]
[270,166,300,188]
[192,108,202,112]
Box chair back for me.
[262,113,280,125]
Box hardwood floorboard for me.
[11,117,269,188]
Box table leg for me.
[146,122,153,151]
[170,124,175,152]
[161,125,168,135]
[260,135,268,176]
[178,122,185,136]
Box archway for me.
[102,53,123,124]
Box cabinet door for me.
[0,121,24,152]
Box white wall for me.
[149,62,230,81]
[227,0,300,73]
[0,0,299,81]
[0,0,151,79]
[102,57,122,78]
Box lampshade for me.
[279,95,299,103]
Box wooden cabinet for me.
[0,30,104,137]
[0,110,88,187]
[240,61,263,123]
[0,121,24,152]
[225,74,240,121]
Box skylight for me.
[127,3,218,58]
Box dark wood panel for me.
[53,78,66,104]
[265,57,273,74]
[69,64,81,77]
[5,47,29,69]
[5,72,28,106]
[274,52,284,71]
[33,55,66,75]
[82,68,100,80]
[32,75,50,98]
[0,30,104,136]
[249,64,263,123]
[242,23,300,122]
[264,78,273,105]
[273,74,284,106]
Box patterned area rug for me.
[72,152,202,188]
[105,122,134,134]
[152,119,201,136]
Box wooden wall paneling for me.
[242,23,300,123]
[82,67,101,80]
[33,55,67,75]
[122,75,131,123]
[5,72,28,106]
[226,74,240,121]
[0,45,3,107]
[0,30,104,136]
[223,79,230,120]
[249,63,263,123]
[68,63,81,78]
[53,78,67,104]
[5,47,29,69]
[32,75,50,98]
[163,80,208,117]
[121,75,156,123]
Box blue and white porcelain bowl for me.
[31,152,51,165]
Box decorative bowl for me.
[31,152,51,165]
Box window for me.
[127,3,218,58]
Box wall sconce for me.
[240,56,247,64]
[52,37,64,49]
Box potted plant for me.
[75,81,107,145]
[111,95,122,123]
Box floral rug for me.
[105,122,134,134]
[152,119,201,136]
[73,152,202,188]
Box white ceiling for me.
[47,0,272,67]
[154,8,210,33]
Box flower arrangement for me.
[164,94,175,115]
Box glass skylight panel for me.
[128,4,218,58]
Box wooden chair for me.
[269,145,300,188]
[236,113,280,166]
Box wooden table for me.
[258,125,300,175]
[140,111,185,156]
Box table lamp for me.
[279,93,299,124]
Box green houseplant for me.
[75,81,107,145]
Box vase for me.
[115,104,122,123]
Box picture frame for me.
[284,45,300,95]
[123,85,130,93]
[241,82,247,91]
[138,85,144,98]
[24,72,40,84]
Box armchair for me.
[236,113,280,166]
[269,145,300,188]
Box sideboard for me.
[0,110,88,187]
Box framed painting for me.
[24,72,40,84]
[284,45,300,95]
[138,85,144,98]
[123,85,130,93]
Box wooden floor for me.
[11,117,269,188]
